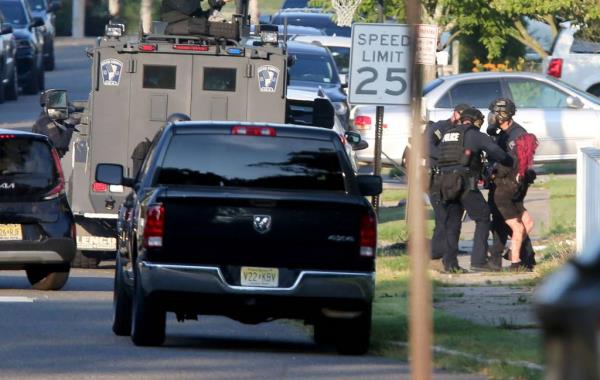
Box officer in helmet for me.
[426,103,470,271]
[160,0,230,35]
[487,98,537,271]
[436,107,511,272]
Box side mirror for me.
[47,1,62,12]
[96,164,134,187]
[287,54,297,67]
[346,131,370,150]
[30,17,45,28]
[0,24,13,35]
[566,96,584,109]
[42,89,69,121]
[357,175,383,196]
[313,98,335,129]
[339,74,348,89]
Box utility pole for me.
[406,0,433,379]
[249,0,259,24]
[140,0,152,34]
[71,0,85,38]
[371,0,385,214]
[108,0,120,18]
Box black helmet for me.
[460,107,484,127]
[489,98,516,122]
[166,113,191,123]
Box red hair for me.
[515,133,538,177]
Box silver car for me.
[354,72,600,164]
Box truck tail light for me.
[547,58,563,78]
[144,204,165,248]
[139,44,157,52]
[353,115,372,130]
[92,182,109,192]
[231,126,276,137]
[359,213,377,257]
[44,149,65,200]
[173,44,209,52]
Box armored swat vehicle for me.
[41,1,338,267]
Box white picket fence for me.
[576,147,600,252]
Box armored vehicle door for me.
[246,56,286,123]
[127,54,193,176]
[190,56,248,121]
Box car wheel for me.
[333,306,372,355]
[5,68,18,101]
[72,250,100,269]
[131,267,166,346]
[26,264,70,291]
[44,45,55,71]
[22,66,39,95]
[112,255,133,336]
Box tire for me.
[131,267,166,346]
[22,66,39,95]
[5,68,18,101]
[112,256,133,336]
[72,250,100,269]
[44,47,55,71]
[26,264,70,291]
[333,306,372,355]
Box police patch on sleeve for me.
[258,65,280,93]
[101,58,123,86]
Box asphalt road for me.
[0,38,481,380]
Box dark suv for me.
[0,129,75,290]
[26,0,59,70]
[0,0,44,95]
[0,9,17,102]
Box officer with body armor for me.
[33,91,79,158]
[160,0,230,35]
[427,103,470,271]
[486,98,537,271]
[436,107,511,272]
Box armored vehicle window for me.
[157,134,345,191]
[203,68,236,92]
[143,65,176,89]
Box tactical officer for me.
[160,0,229,35]
[427,103,470,270]
[486,98,537,271]
[33,91,79,158]
[436,107,511,272]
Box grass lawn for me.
[372,256,544,379]
[533,176,576,237]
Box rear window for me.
[0,138,57,197]
[156,134,345,191]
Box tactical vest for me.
[437,125,476,169]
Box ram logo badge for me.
[253,215,272,234]
[328,235,355,243]
[0,183,15,190]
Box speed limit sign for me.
[348,23,411,105]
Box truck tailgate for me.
[153,189,373,272]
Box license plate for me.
[76,236,117,250]
[240,267,279,287]
[0,224,22,241]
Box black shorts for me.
[493,182,526,220]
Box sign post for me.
[349,23,412,213]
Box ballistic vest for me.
[437,124,476,169]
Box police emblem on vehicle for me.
[100,59,123,86]
[257,65,280,93]
[253,215,272,234]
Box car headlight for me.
[333,101,348,116]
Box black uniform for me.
[426,119,464,265]
[437,123,511,268]
[32,112,76,158]
[160,0,225,35]
[488,121,536,267]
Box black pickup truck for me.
[96,122,382,355]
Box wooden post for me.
[406,0,432,379]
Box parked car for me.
[26,0,60,71]
[0,0,44,95]
[292,35,350,85]
[0,8,17,102]
[100,121,381,354]
[0,129,76,290]
[270,10,351,37]
[543,22,600,97]
[354,72,600,164]
[287,41,350,128]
